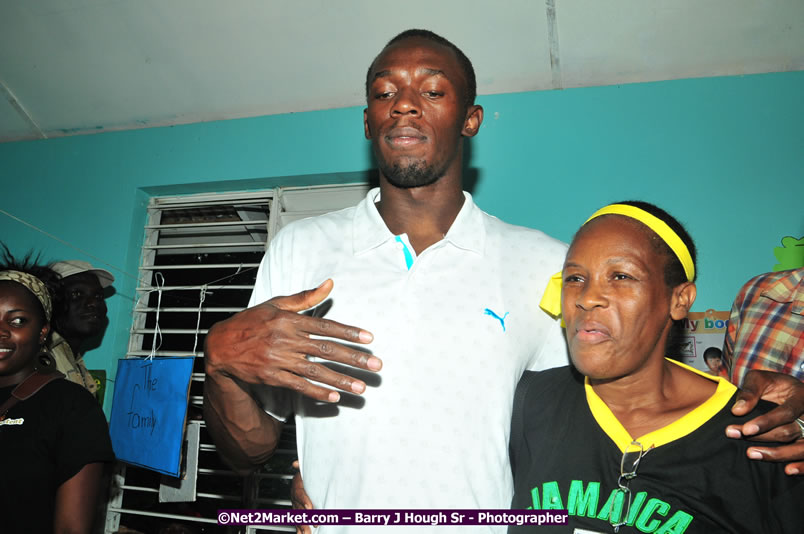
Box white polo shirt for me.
[250,188,568,532]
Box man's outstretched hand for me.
[205,279,382,402]
[726,370,804,475]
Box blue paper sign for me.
[109,357,195,476]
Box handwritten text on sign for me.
[127,363,159,434]
[109,357,195,476]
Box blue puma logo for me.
[484,308,509,332]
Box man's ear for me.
[670,282,697,321]
[363,109,372,139]
[462,105,484,137]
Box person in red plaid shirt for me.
[722,267,804,387]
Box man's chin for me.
[72,322,107,338]
[381,164,442,189]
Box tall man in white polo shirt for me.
[205,30,565,529]
[203,30,804,530]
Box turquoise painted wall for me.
[1,71,802,414]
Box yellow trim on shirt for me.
[585,358,737,453]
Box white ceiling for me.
[1,0,802,143]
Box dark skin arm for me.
[726,370,804,475]
[53,462,105,534]
[203,280,381,474]
[203,368,283,475]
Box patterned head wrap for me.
[0,270,53,321]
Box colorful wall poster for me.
[675,310,730,375]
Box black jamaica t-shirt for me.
[509,366,803,533]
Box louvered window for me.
[105,184,368,533]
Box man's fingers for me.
[727,401,803,441]
[273,280,375,346]
[745,439,804,474]
[208,281,381,403]
[271,279,335,314]
[271,369,344,403]
[290,462,314,532]
[726,375,804,476]
[297,335,382,371]
[303,314,374,345]
[266,288,374,346]
[270,357,374,401]
[734,370,804,414]
[732,374,766,415]
[784,462,804,476]
[726,421,803,443]
[290,472,311,509]
[281,354,373,396]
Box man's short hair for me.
[365,29,477,109]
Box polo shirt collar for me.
[352,187,486,255]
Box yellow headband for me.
[539,204,695,318]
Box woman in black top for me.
[509,202,802,533]
[0,251,114,534]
